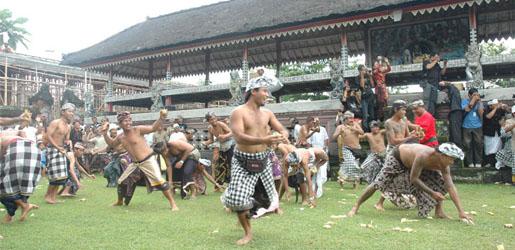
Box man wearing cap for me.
[202,112,234,190]
[348,142,473,224]
[43,103,75,204]
[332,111,364,189]
[221,74,287,245]
[101,111,178,211]
[411,100,439,147]
[0,129,41,222]
[360,121,387,184]
[495,105,515,184]
[461,88,484,168]
[483,99,509,168]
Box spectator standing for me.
[423,53,447,116]
[461,88,484,168]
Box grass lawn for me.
[0,177,514,250]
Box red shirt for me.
[414,111,439,147]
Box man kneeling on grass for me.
[348,143,473,223]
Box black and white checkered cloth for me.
[222,149,277,211]
[0,139,41,197]
[360,152,385,184]
[338,147,361,181]
[46,146,68,182]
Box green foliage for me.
[1,180,514,249]
[281,92,329,102]
[0,9,30,50]
[480,42,507,56]
[280,59,329,77]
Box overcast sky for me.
[3,0,226,59]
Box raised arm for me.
[100,122,120,148]
[332,125,342,141]
[0,114,26,126]
[139,115,165,135]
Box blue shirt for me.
[461,99,483,129]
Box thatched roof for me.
[62,0,423,67]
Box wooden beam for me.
[3,56,7,105]
[148,59,154,87]
[275,39,282,77]
[205,50,211,85]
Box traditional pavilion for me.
[62,0,515,112]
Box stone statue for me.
[465,43,483,89]
[329,58,344,99]
[84,90,94,117]
[29,83,54,121]
[61,89,84,108]
[229,71,243,106]
[150,84,164,111]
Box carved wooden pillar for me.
[106,67,113,112]
[205,50,211,85]
[340,33,348,78]
[468,5,478,45]
[148,59,154,87]
[166,56,172,80]
[275,39,282,77]
[242,46,249,84]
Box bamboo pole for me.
[4,56,8,105]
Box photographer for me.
[422,53,447,116]
[357,65,376,132]
[373,56,391,121]
[483,99,510,168]
[461,88,484,168]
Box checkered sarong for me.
[222,149,277,211]
[496,132,514,168]
[373,149,446,217]
[0,139,41,197]
[361,152,385,184]
[338,147,361,181]
[46,146,68,182]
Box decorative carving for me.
[61,89,84,108]
[84,90,94,117]
[29,83,54,120]
[465,43,483,89]
[150,84,164,111]
[229,71,243,106]
[329,58,344,99]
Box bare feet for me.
[2,214,13,223]
[275,208,283,215]
[347,206,358,217]
[225,207,232,213]
[45,197,56,204]
[20,204,39,222]
[236,234,252,245]
[435,211,451,219]
[112,200,123,206]
[374,203,385,212]
[171,205,179,211]
[301,201,309,206]
[60,193,75,197]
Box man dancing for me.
[202,112,234,190]
[348,143,473,224]
[102,111,178,211]
[0,130,41,222]
[44,103,75,204]
[222,78,288,245]
[360,121,386,184]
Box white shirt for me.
[15,126,38,142]
[308,126,329,149]
[169,132,187,142]
[293,124,302,141]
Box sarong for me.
[268,151,282,180]
[222,149,278,213]
[338,147,361,181]
[373,148,446,217]
[64,164,80,195]
[171,157,197,199]
[215,145,234,185]
[192,170,206,194]
[361,152,385,184]
[118,154,166,187]
[495,131,514,168]
[0,139,41,197]
[484,135,502,155]
[103,153,124,187]
[117,167,149,205]
[46,146,68,184]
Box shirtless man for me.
[360,121,387,184]
[332,111,364,188]
[296,116,316,148]
[221,80,288,245]
[157,139,201,199]
[348,143,474,224]
[284,147,328,206]
[44,103,75,204]
[0,129,41,223]
[372,100,422,210]
[202,112,234,190]
[102,110,178,211]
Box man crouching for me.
[348,143,473,223]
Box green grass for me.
[1,177,514,250]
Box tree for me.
[0,9,30,51]
[280,59,329,77]
[480,42,507,56]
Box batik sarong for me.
[361,152,385,184]
[215,144,234,185]
[222,149,278,214]
[46,146,68,185]
[104,153,124,187]
[373,148,446,217]
[268,151,282,180]
[338,147,361,181]
[0,139,41,197]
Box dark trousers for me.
[448,110,463,148]
[0,194,27,216]
[423,84,438,116]
[172,158,197,199]
[462,127,483,166]
[361,97,375,131]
